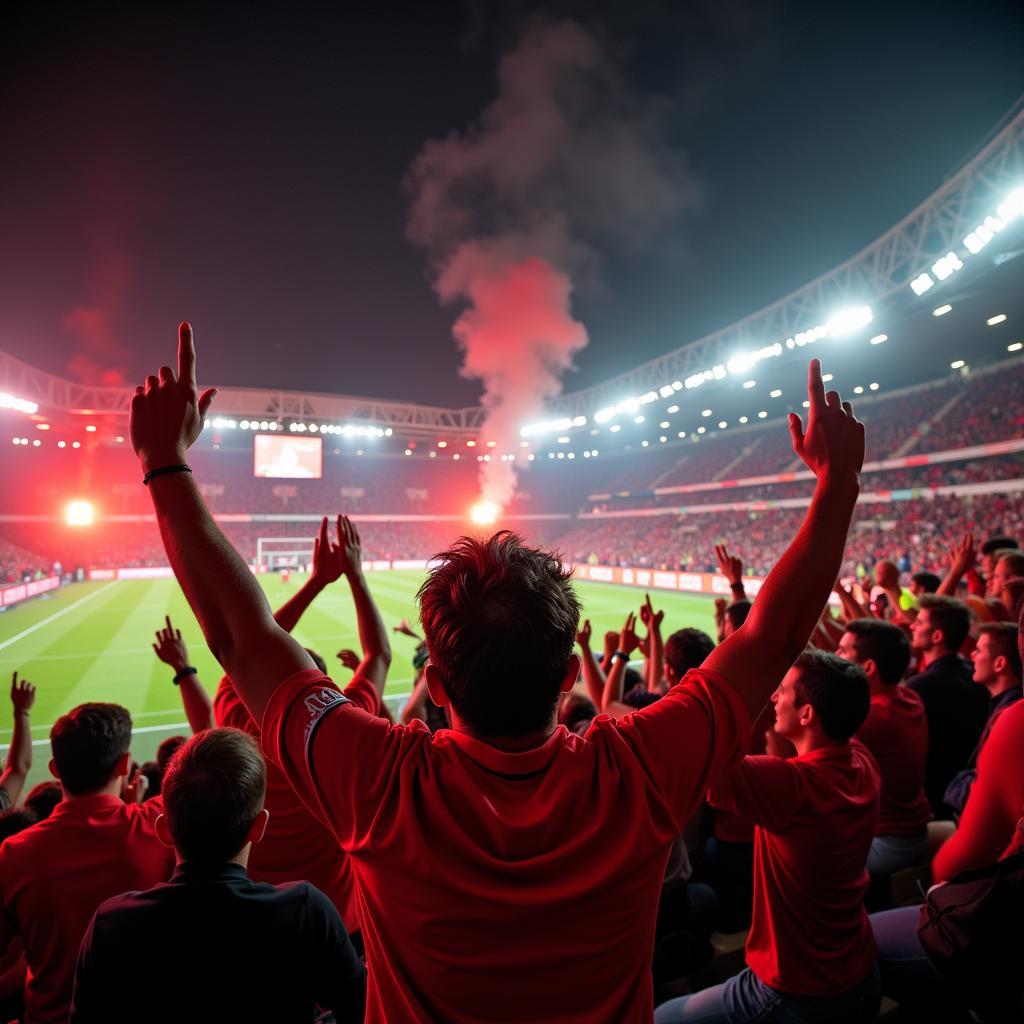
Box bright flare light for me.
[470,501,499,526]
[66,501,94,526]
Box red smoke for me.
[62,306,130,386]
[441,251,587,508]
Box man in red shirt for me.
[154,511,391,936]
[0,704,173,1024]
[836,618,932,873]
[129,324,865,1022]
[657,651,881,1022]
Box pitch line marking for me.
[0,582,120,653]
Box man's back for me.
[856,687,931,835]
[0,795,173,1024]
[906,654,987,814]
[262,665,749,1023]
[71,864,365,1023]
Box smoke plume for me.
[406,17,698,511]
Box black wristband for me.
[172,666,198,685]
[611,650,630,663]
[143,464,192,486]
[730,582,745,593]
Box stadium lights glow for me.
[609,424,621,433]
[718,421,728,429]
[659,421,670,429]
[404,449,412,456]
[66,501,94,526]
[869,383,879,390]
[701,409,712,417]
[1009,342,1023,352]
[854,386,864,394]
[825,306,874,336]
[659,385,674,398]
[910,273,935,296]
[697,426,705,434]
[641,440,649,447]
[933,305,952,317]
[950,359,965,369]
[36,423,49,430]
[769,389,782,398]
[557,435,571,444]
[870,334,887,345]
[72,441,81,448]
[678,431,686,438]
[987,314,1008,326]
[758,411,767,418]
[0,392,39,414]
[58,441,66,448]
[32,439,40,447]
[567,452,575,459]
[739,416,748,424]
[931,252,963,281]
[742,380,756,389]
[667,405,679,414]
[521,415,581,438]
[822,373,834,382]
[470,501,498,525]
[633,415,645,424]
[116,435,124,443]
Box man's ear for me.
[861,658,877,682]
[49,758,60,781]
[248,808,270,845]
[425,664,449,708]
[155,813,174,849]
[993,654,1007,676]
[114,751,132,778]
[798,702,815,728]
[560,653,581,693]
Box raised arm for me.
[272,517,347,633]
[331,516,392,695]
[640,594,666,693]
[130,323,314,725]
[0,674,36,806]
[937,532,976,597]
[575,619,605,709]
[702,359,864,721]
[153,616,213,733]
[602,612,639,719]
[715,544,747,603]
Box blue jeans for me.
[866,828,929,875]
[654,965,880,1023]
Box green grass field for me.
[0,574,718,788]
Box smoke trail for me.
[406,18,697,511]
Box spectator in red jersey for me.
[906,594,988,818]
[0,703,173,1024]
[657,651,880,1023]
[943,621,1022,816]
[0,673,35,811]
[71,728,366,1024]
[131,326,863,1023]
[155,513,391,939]
[836,620,932,875]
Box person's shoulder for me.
[989,697,1024,739]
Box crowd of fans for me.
[0,335,1020,1023]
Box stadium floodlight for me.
[739,416,748,424]
[659,385,674,398]
[66,501,94,526]
[910,273,935,295]
[701,409,712,417]
[757,411,767,418]
[950,359,965,369]
[933,304,952,317]
[869,383,879,390]
[1008,342,1023,352]
[633,415,645,424]
[659,421,670,429]
[641,440,649,447]
[567,452,575,459]
[557,435,571,443]
[0,392,39,414]
[769,389,782,398]
[870,334,888,345]
[997,187,1024,221]
[718,421,727,429]
[854,386,864,394]
[697,426,705,434]
[667,404,680,414]
[672,381,683,390]
[659,436,667,443]
[742,380,756,389]
[639,391,659,405]
[594,407,616,423]
[58,440,66,448]
[826,305,873,337]
[678,431,686,438]
[572,415,587,427]
[931,252,963,281]
[609,424,621,432]
[987,314,1008,326]
[521,415,573,438]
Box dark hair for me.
[792,650,870,742]
[558,693,597,734]
[844,619,912,685]
[24,781,61,820]
[996,552,1024,578]
[162,728,266,865]
[911,571,941,594]
[982,536,1019,556]
[918,594,972,652]
[724,601,751,632]
[977,622,1023,678]
[139,761,162,799]
[50,703,132,795]
[304,647,328,674]
[156,735,187,775]
[664,628,715,679]
[623,667,643,692]
[0,808,39,843]
[418,532,580,738]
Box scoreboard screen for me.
[253,434,323,479]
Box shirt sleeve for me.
[213,675,256,733]
[305,884,367,1024]
[259,668,428,849]
[933,701,1024,882]
[608,668,751,828]
[708,754,802,832]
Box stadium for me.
[2,6,1024,1022]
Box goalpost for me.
[256,536,317,572]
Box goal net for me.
[256,536,316,572]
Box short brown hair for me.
[978,622,1023,678]
[418,532,580,739]
[162,729,266,865]
[918,594,971,652]
[50,703,132,795]
[996,551,1024,578]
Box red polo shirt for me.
[0,794,173,1024]
[708,742,880,997]
[261,666,749,1024]
[214,673,381,932]
[856,686,932,836]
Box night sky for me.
[2,0,1022,406]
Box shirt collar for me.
[440,724,569,777]
[990,687,1022,714]
[172,861,249,883]
[51,793,125,816]
[795,742,853,764]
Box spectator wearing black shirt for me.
[71,728,365,1024]
[906,595,987,818]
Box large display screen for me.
[253,434,323,479]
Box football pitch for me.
[0,574,718,787]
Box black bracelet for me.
[729,582,745,593]
[172,666,198,685]
[611,650,630,663]
[143,464,192,486]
